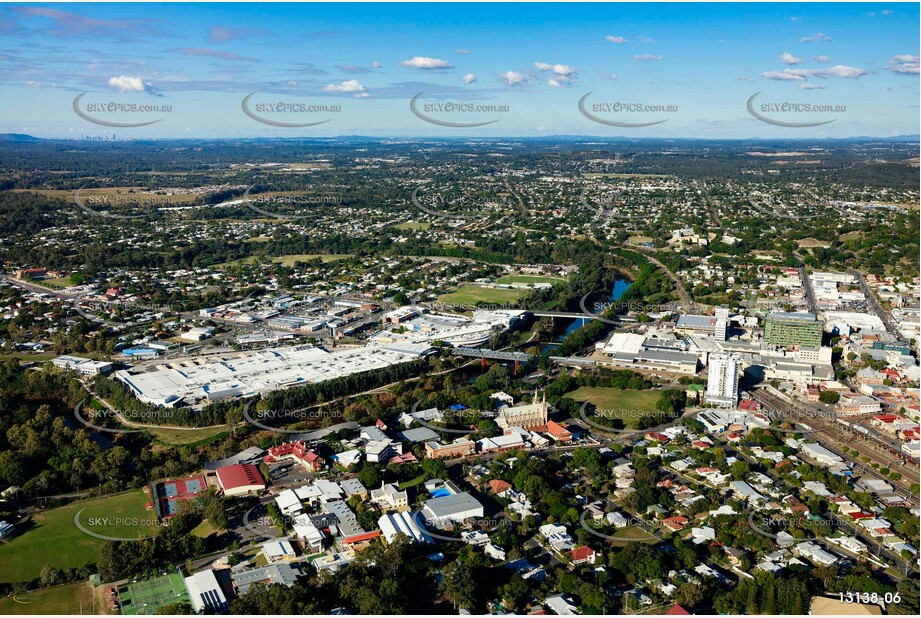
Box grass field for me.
[190,519,220,538]
[437,285,527,306]
[0,490,158,584]
[582,173,669,179]
[610,526,659,544]
[119,572,190,615]
[15,187,199,205]
[147,425,229,446]
[494,275,566,286]
[394,221,432,230]
[0,581,95,615]
[215,253,351,268]
[627,235,654,244]
[39,277,75,289]
[0,353,58,362]
[564,387,661,429]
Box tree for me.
[819,390,840,405]
[156,602,194,614]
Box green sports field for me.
[118,571,190,615]
[0,490,158,584]
[0,581,96,615]
[494,275,566,285]
[564,387,662,429]
[437,285,527,306]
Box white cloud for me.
[812,55,830,63]
[605,35,627,44]
[453,49,471,54]
[533,62,576,76]
[462,73,476,84]
[799,83,825,89]
[371,61,381,69]
[800,32,832,43]
[780,52,802,65]
[825,65,869,78]
[322,79,367,94]
[108,75,152,93]
[602,72,617,80]
[633,54,664,61]
[761,64,869,81]
[534,61,578,86]
[737,76,756,82]
[637,36,655,43]
[498,70,529,86]
[887,54,919,75]
[399,56,453,69]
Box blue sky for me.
[1,2,918,138]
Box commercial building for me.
[765,312,822,348]
[51,355,113,376]
[183,569,229,614]
[115,342,434,407]
[214,464,266,497]
[424,438,476,459]
[801,443,845,467]
[231,564,299,595]
[378,511,430,544]
[421,492,485,528]
[705,353,741,408]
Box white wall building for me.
[705,353,741,408]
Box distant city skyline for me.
[0,2,918,138]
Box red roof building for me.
[489,479,513,495]
[264,440,325,471]
[665,605,691,615]
[570,545,597,565]
[543,420,572,443]
[215,464,266,497]
[663,516,690,531]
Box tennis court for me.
[118,571,190,615]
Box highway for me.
[849,268,901,337]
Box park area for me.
[437,285,527,307]
[0,581,96,615]
[564,387,662,430]
[0,490,158,584]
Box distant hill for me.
[0,133,41,142]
